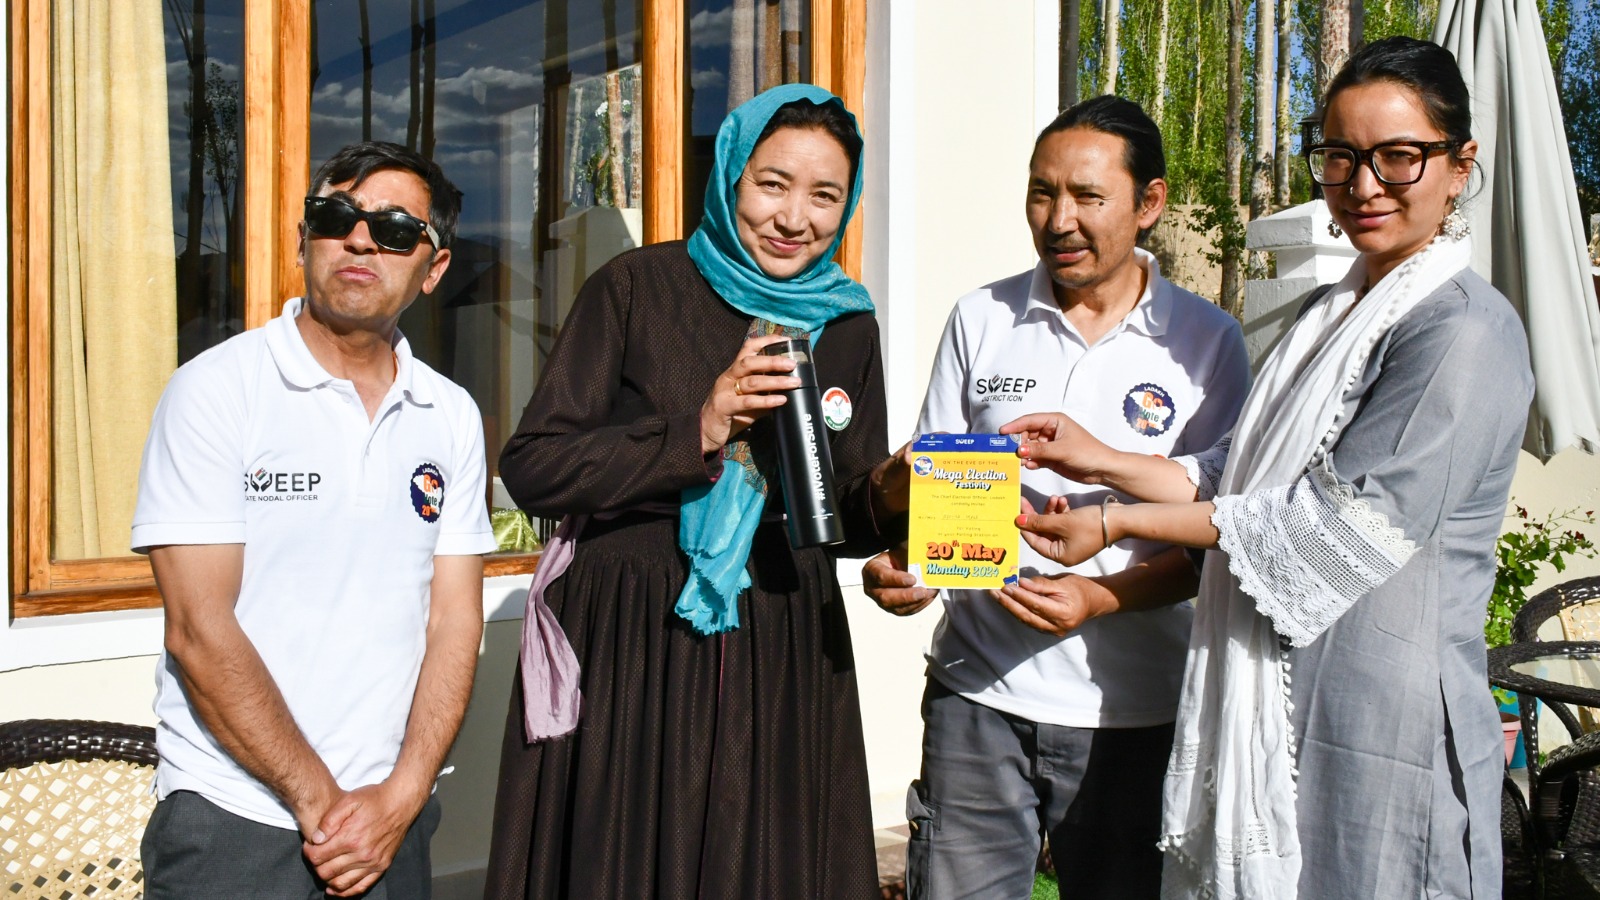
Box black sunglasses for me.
[303,195,441,253]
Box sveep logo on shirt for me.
[244,467,323,501]
[974,373,1038,403]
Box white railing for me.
[1242,199,1356,368]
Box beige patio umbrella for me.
[1436,0,1600,459]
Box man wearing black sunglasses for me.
[134,142,495,900]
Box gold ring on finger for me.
[734,378,743,396]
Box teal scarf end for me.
[675,460,764,636]
[674,566,750,635]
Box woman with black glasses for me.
[1003,36,1531,898]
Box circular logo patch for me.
[821,387,853,431]
[913,455,934,477]
[1123,383,1176,436]
[410,462,445,522]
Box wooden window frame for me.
[9,0,865,618]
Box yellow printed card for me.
[908,434,1021,589]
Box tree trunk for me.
[730,0,756,110]
[228,139,242,313]
[1060,0,1081,110]
[1275,0,1292,206]
[1102,0,1121,93]
[1222,0,1245,315]
[1350,0,1363,51]
[407,0,421,150]
[604,72,624,207]
[359,0,372,142]
[538,0,569,255]
[1251,0,1275,211]
[1190,0,1204,155]
[760,0,782,92]
[1153,0,1170,124]
[421,0,437,157]
[782,0,802,83]
[182,0,209,325]
[1316,0,1350,101]
[1250,0,1276,277]
[602,0,624,207]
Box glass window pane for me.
[166,1,249,366]
[684,0,811,230]
[47,1,246,562]
[309,0,645,547]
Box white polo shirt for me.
[132,298,497,828]
[918,250,1249,727]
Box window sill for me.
[9,551,541,620]
[2,562,540,672]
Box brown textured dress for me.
[484,242,891,899]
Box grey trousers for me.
[141,790,440,900]
[905,679,1173,900]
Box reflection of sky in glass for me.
[687,1,733,137]
[312,0,540,258]
[683,0,809,230]
[310,0,640,259]
[162,1,246,258]
[307,0,644,469]
[164,1,248,362]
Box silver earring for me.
[1327,220,1343,238]
[1441,207,1469,241]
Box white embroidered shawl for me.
[1157,236,1473,899]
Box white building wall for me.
[844,0,1061,832]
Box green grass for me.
[1032,870,1058,899]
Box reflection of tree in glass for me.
[167,0,210,317]
[408,0,438,156]
[166,0,245,361]
[203,63,240,267]
[359,0,373,142]
[570,66,640,209]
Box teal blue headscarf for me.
[676,84,875,635]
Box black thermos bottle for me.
[762,338,845,548]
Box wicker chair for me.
[0,719,159,900]
[1506,769,1540,900]
[1496,575,1600,898]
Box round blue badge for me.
[913,455,934,477]
[1123,383,1176,437]
[410,463,445,522]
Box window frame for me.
[8,0,865,618]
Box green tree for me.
[1276,0,1294,206]
[1360,0,1436,41]
[1560,1,1600,231]
[1061,0,1083,109]
[1057,0,1600,302]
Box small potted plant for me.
[1487,505,1598,765]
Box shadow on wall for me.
[429,619,521,899]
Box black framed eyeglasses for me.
[303,196,441,253]
[1304,141,1459,187]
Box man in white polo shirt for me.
[865,97,1250,898]
[133,142,496,899]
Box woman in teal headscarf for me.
[486,84,901,899]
